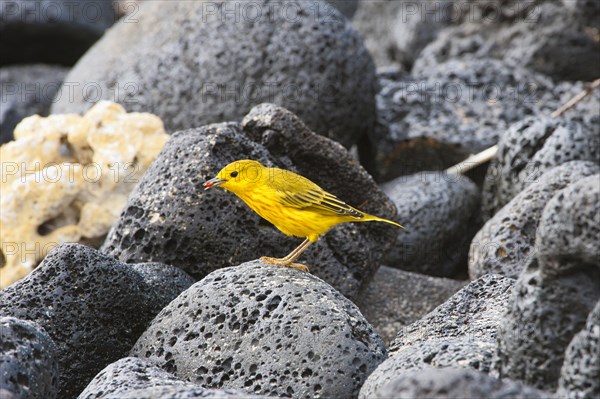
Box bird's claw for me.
[260,256,310,272]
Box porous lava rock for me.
[482,115,600,219]
[414,3,600,82]
[130,263,196,314]
[130,260,387,399]
[355,266,467,344]
[470,161,600,279]
[52,0,376,148]
[101,103,398,300]
[495,176,600,390]
[78,357,263,399]
[361,274,515,394]
[359,366,549,399]
[557,300,600,399]
[381,171,480,277]
[362,58,584,182]
[0,243,190,398]
[0,317,59,399]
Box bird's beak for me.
[203,177,226,190]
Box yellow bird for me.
[203,160,403,272]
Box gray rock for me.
[415,3,600,82]
[558,300,600,399]
[381,172,481,277]
[78,357,260,399]
[536,175,600,271]
[378,274,514,387]
[352,0,539,70]
[78,357,190,399]
[563,0,600,28]
[0,64,68,143]
[351,0,405,68]
[0,0,115,66]
[470,161,600,279]
[360,366,549,399]
[361,58,579,182]
[0,243,173,398]
[495,176,600,390]
[130,260,386,399]
[360,275,515,395]
[52,0,376,149]
[326,0,358,18]
[130,263,196,314]
[114,386,269,399]
[482,115,600,219]
[0,317,59,399]
[101,104,398,300]
[355,266,467,344]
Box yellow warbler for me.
[203,160,403,272]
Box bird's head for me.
[203,159,267,195]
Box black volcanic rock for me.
[482,116,600,219]
[78,357,263,399]
[52,0,376,148]
[360,366,548,399]
[130,260,386,399]
[355,266,466,344]
[0,243,190,398]
[470,161,600,279]
[495,175,600,390]
[361,274,515,397]
[0,317,59,399]
[381,172,481,277]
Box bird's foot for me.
[260,256,310,272]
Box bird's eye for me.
[230,171,239,178]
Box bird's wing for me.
[269,170,364,219]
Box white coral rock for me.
[0,101,168,288]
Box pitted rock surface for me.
[356,266,467,344]
[495,176,600,390]
[351,0,538,70]
[482,115,600,219]
[78,357,262,399]
[536,175,600,271]
[114,386,270,398]
[414,3,600,82]
[363,274,515,392]
[131,263,196,314]
[0,243,169,398]
[381,172,480,277]
[360,366,548,399]
[470,161,600,279]
[101,104,398,300]
[0,317,59,399]
[78,357,190,399]
[362,58,582,182]
[558,300,600,399]
[52,0,376,148]
[130,260,387,399]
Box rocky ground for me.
[1,0,599,398]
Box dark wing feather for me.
[280,187,364,219]
[266,167,364,219]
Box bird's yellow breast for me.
[236,189,343,242]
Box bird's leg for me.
[261,238,313,272]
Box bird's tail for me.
[361,213,405,229]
